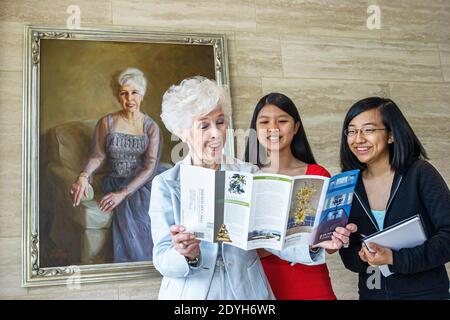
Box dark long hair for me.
[340,97,428,173]
[244,92,316,167]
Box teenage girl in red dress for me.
[245,93,357,300]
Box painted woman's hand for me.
[69,176,89,207]
[99,191,126,212]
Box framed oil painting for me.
[22,26,233,287]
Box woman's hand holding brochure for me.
[312,224,358,251]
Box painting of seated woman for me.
[38,38,216,267]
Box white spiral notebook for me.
[363,215,427,277]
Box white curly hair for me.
[161,76,230,138]
[115,67,148,97]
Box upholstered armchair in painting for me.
[43,120,171,265]
[44,120,113,265]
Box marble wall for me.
[0,0,449,300]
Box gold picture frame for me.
[22,25,232,287]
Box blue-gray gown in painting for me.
[85,113,163,263]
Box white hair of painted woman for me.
[115,67,148,98]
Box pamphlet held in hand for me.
[180,165,360,251]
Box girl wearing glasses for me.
[244,92,357,300]
[339,97,450,300]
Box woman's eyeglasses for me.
[344,127,388,137]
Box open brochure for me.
[180,165,359,251]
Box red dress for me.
[261,164,337,300]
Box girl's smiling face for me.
[347,108,393,166]
[256,104,299,153]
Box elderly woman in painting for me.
[149,76,356,300]
[70,67,162,263]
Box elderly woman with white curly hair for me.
[149,76,354,300]
[70,67,162,263]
